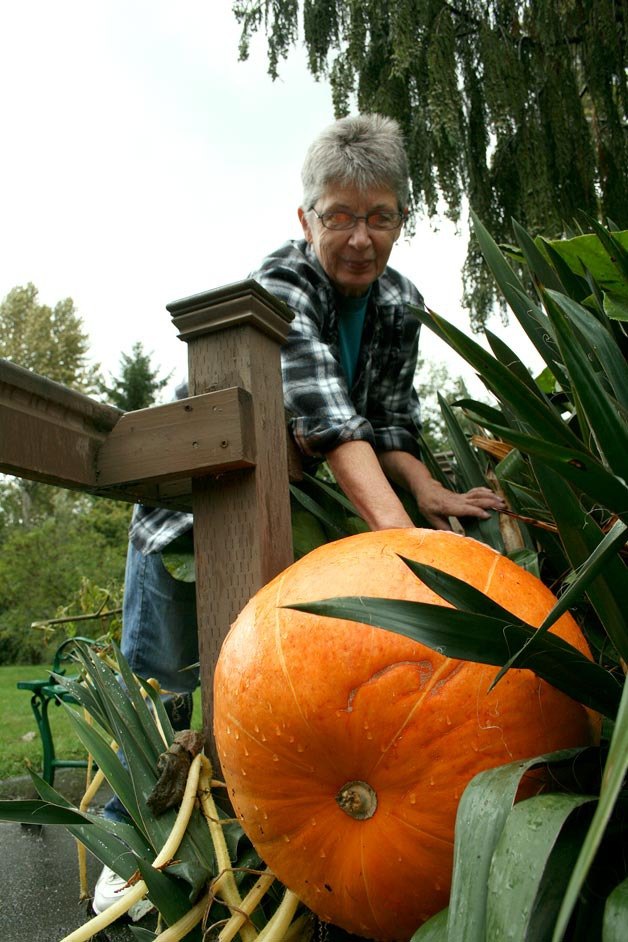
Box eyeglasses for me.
[310,208,405,231]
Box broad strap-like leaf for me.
[486,329,543,395]
[289,483,350,538]
[603,878,628,942]
[0,772,154,883]
[397,557,526,624]
[0,800,95,826]
[470,211,567,382]
[58,701,150,841]
[134,856,204,929]
[513,218,565,294]
[544,289,628,472]
[532,463,628,664]
[414,305,579,449]
[544,290,628,410]
[474,418,628,520]
[410,905,449,940]
[491,521,628,686]
[435,395,504,552]
[487,792,596,941]
[286,597,621,717]
[453,397,507,427]
[552,678,628,941]
[447,749,588,942]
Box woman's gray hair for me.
[301,114,410,210]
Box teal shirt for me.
[337,291,370,388]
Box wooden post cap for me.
[167,279,293,346]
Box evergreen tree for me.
[234,0,628,326]
[99,341,171,412]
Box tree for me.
[233,0,628,326]
[0,494,130,664]
[415,357,474,452]
[0,283,99,391]
[0,283,102,525]
[99,341,172,412]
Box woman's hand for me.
[413,478,505,531]
[378,450,506,531]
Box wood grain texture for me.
[96,388,255,486]
[170,282,294,765]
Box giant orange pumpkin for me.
[213,529,599,940]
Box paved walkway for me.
[0,770,155,942]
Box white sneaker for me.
[93,865,132,914]
[93,865,155,921]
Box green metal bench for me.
[17,636,99,786]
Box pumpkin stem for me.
[335,780,378,820]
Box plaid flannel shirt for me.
[129,239,424,555]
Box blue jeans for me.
[103,541,198,822]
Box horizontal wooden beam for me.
[0,356,302,509]
[96,387,256,487]
[0,358,120,489]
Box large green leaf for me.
[59,651,216,882]
[0,773,153,883]
[543,291,628,410]
[470,211,567,381]
[539,239,589,304]
[472,419,628,520]
[544,290,628,472]
[289,483,350,538]
[161,534,196,582]
[545,229,628,306]
[287,596,621,717]
[532,464,628,663]
[513,218,564,294]
[436,394,503,551]
[414,306,579,449]
[410,905,449,940]
[491,521,628,686]
[603,879,628,942]
[447,749,587,942]
[552,678,628,941]
[487,793,596,941]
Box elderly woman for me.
[94,114,503,915]
[253,114,503,530]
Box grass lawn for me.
[0,663,203,781]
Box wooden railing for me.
[0,279,299,751]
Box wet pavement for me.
[0,770,156,942]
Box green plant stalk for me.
[551,677,628,941]
[217,871,276,942]
[152,889,209,941]
[61,752,203,942]
[254,889,301,942]
[283,912,314,941]
[199,756,257,942]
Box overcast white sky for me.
[0,1,538,398]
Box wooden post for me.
[168,279,294,760]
